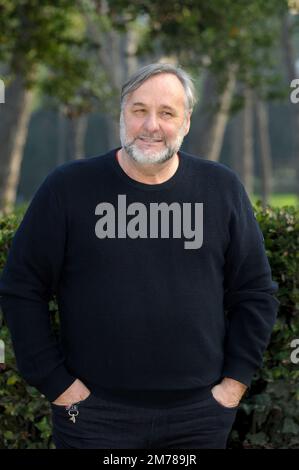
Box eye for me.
[134,109,146,114]
[161,111,173,117]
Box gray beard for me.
[124,142,175,164]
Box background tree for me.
[0,0,111,212]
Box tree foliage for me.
[0,0,114,113]
[106,0,289,99]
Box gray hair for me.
[120,63,197,113]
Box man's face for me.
[120,73,191,165]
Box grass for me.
[252,193,299,208]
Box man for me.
[0,63,279,449]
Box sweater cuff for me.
[35,365,76,402]
[221,357,258,388]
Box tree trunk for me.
[256,98,272,208]
[189,66,236,162]
[65,115,89,160]
[0,74,33,212]
[242,87,254,196]
[74,115,88,159]
[188,69,218,157]
[100,25,125,149]
[124,28,139,78]
[0,78,4,104]
[57,109,67,165]
[281,12,299,197]
[231,109,243,176]
[208,65,237,162]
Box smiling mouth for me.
[138,137,163,143]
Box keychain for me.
[65,403,79,423]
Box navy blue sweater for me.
[0,148,279,407]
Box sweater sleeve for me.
[221,178,280,387]
[0,172,76,401]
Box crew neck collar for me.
[109,147,186,192]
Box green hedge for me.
[230,202,299,448]
[0,202,298,449]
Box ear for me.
[184,111,192,136]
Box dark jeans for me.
[51,391,239,449]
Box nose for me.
[143,113,160,133]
